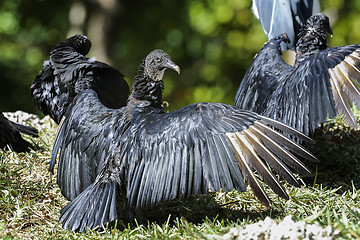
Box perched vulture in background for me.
[31,35,129,124]
[235,13,360,136]
[50,49,317,232]
[0,112,38,153]
[252,0,320,50]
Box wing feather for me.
[250,125,312,176]
[211,135,235,191]
[170,143,182,201]
[226,132,271,206]
[235,131,288,199]
[125,103,316,209]
[244,126,300,186]
[192,134,203,195]
[217,135,246,192]
[152,141,167,205]
[179,143,189,198]
[264,45,360,134]
[205,134,221,191]
[328,69,357,127]
[255,120,317,162]
[163,140,176,200]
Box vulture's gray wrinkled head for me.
[145,49,180,81]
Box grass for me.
[0,112,360,239]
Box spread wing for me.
[31,44,129,124]
[266,44,360,135]
[125,103,317,210]
[51,48,130,110]
[234,35,292,113]
[252,0,320,50]
[50,90,126,201]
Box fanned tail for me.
[60,178,118,232]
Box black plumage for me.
[51,49,317,232]
[31,35,129,124]
[252,0,320,50]
[235,34,292,113]
[235,13,360,136]
[0,112,38,153]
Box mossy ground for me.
[0,111,359,239]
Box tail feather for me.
[60,178,117,232]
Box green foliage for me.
[0,0,71,113]
[1,0,360,113]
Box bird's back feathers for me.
[234,35,292,112]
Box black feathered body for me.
[31,35,129,124]
[235,13,360,135]
[0,112,38,153]
[53,50,317,232]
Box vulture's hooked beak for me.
[165,59,181,74]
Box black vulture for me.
[0,112,38,153]
[31,35,129,124]
[235,13,360,136]
[252,0,320,50]
[50,49,318,232]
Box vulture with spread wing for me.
[235,13,360,135]
[50,49,317,232]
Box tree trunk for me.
[87,0,121,65]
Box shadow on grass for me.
[111,193,283,231]
[303,119,360,191]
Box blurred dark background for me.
[1,0,359,116]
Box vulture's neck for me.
[129,62,164,109]
[295,25,328,62]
